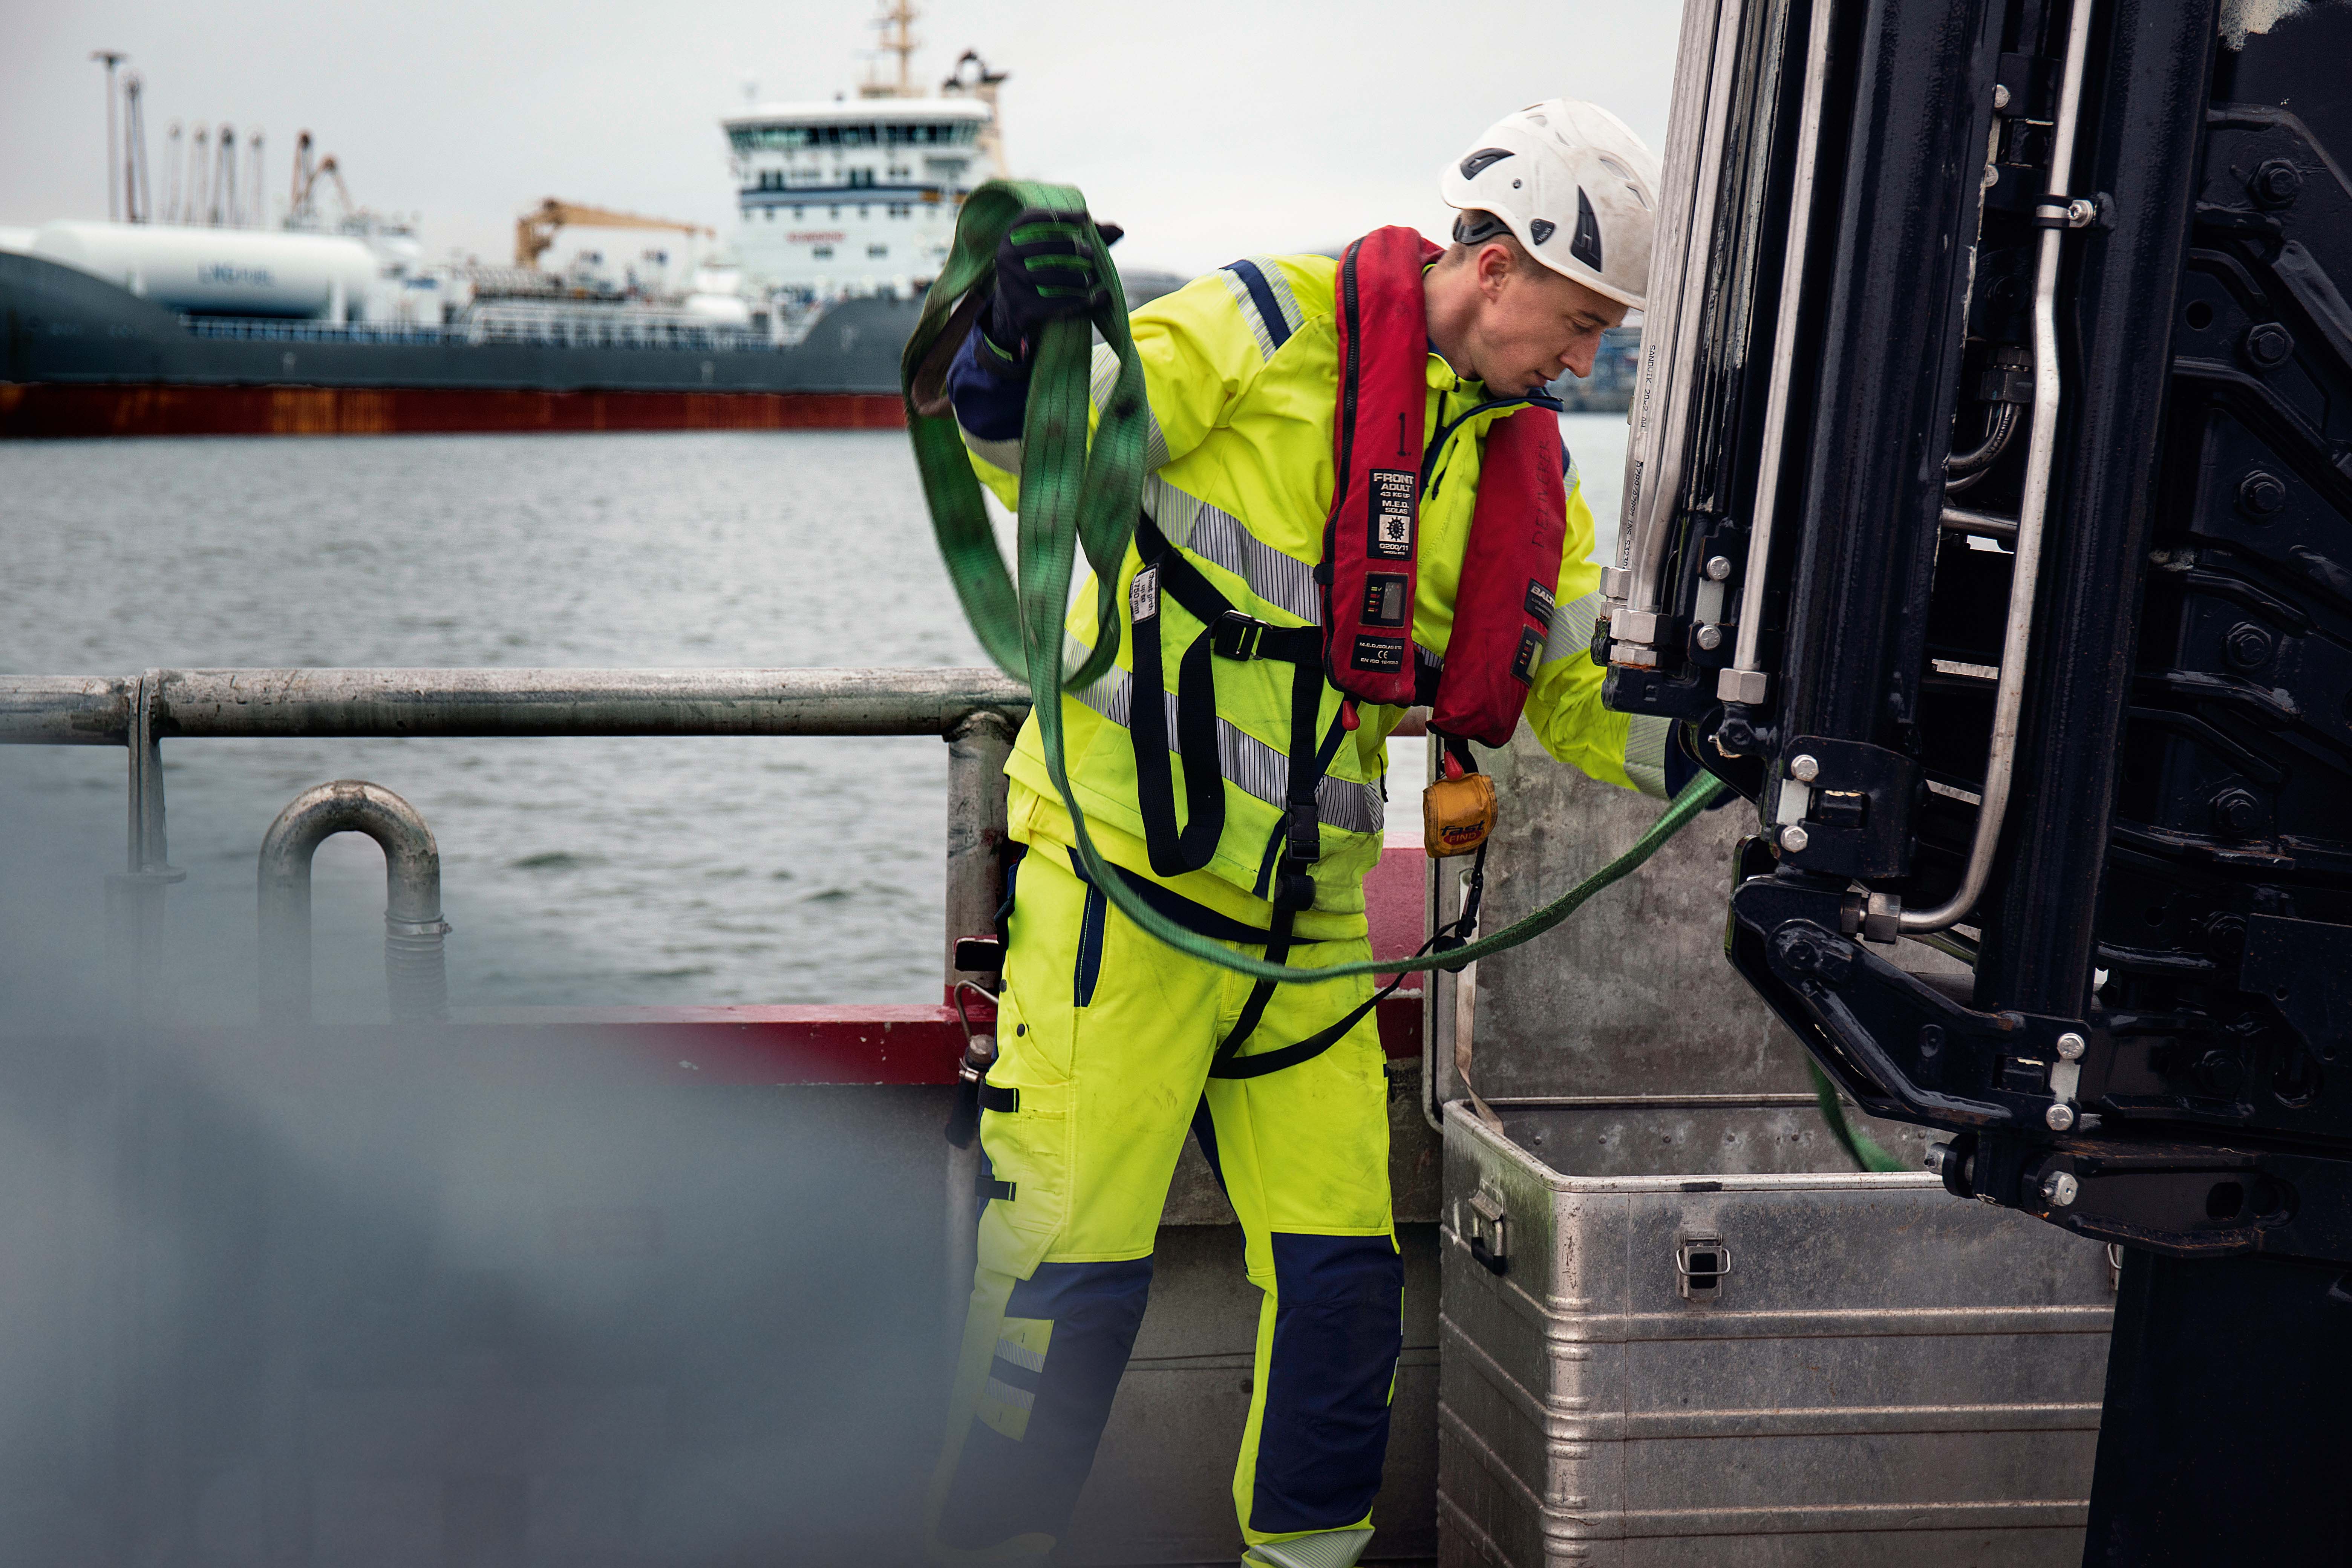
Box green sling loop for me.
[901,180,1726,988]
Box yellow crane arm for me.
[514,199,715,268]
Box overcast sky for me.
[6,0,1682,278]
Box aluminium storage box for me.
[1437,1098,2115,1567]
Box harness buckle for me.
[1285,811,1322,868]
[1210,610,1269,661]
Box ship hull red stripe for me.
[0,381,907,438]
[145,1000,1422,1086]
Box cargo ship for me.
[2,8,1631,440]
[0,6,1032,438]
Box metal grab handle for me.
[1673,1244,1736,1279]
[257,779,449,1024]
[1899,0,2098,934]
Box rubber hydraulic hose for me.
[905,181,1724,984]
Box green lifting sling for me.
[899,179,1725,989]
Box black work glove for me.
[980,208,1120,367]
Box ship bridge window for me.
[848,169,876,188]
[813,245,834,260]
[868,243,888,259]
[731,121,981,155]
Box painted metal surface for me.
[0,246,921,438]
[0,380,905,438]
[1438,1100,2113,1566]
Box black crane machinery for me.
[1594,0,2352,1558]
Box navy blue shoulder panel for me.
[1223,258,1293,352]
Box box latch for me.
[1675,1232,1732,1302]
[1466,1189,1509,1277]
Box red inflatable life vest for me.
[1319,227,1568,749]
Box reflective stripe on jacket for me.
[960,252,1671,940]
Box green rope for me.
[903,182,1725,985]
[1810,1061,1907,1172]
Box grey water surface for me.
[0,417,1626,1020]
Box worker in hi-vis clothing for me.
[927,101,1683,1568]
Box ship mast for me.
[860,0,920,100]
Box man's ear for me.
[1476,241,1514,300]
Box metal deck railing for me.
[1,665,1030,1334]
[178,313,790,354]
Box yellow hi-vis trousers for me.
[925,847,1400,1563]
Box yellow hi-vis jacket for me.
[959,252,1672,941]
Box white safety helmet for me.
[1438,98,1662,311]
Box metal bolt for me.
[1696,624,1723,651]
[2067,197,2096,227]
[1924,1143,1955,1177]
[2246,322,2295,369]
[2041,1170,2080,1207]
[1992,83,2011,110]
[2239,470,2288,517]
[2223,622,2275,671]
[2045,1102,2076,1132]
[1781,824,1810,853]
[2056,1031,2086,1061]
[1789,753,1820,782]
[2213,787,2262,836]
[1705,555,1733,581]
[2251,158,2303,208]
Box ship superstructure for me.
[724,100,986,299]
[724,4,1003,301]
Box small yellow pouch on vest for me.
[1423,772,1498,858]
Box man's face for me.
[1461,245,1628,394]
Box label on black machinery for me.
[1367,469,1416,560]
[1351,633,1406,674]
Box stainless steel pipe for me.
[257,780,450,1024]
[1724,0,1839,697]
[1612,0,1742,621]
[0,677,132,744]
[0,666,1031,746]
[1899,0,2097,935]
[941,708,1016,1352]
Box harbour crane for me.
[512,200,712,270]
[288,132,355,225]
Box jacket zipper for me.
[1422,390,1565,499]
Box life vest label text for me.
[1351,634,1407,674]
[1130,566,1159,622]
[1367,469,1416,560]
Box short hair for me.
[1444,211,1533,270]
